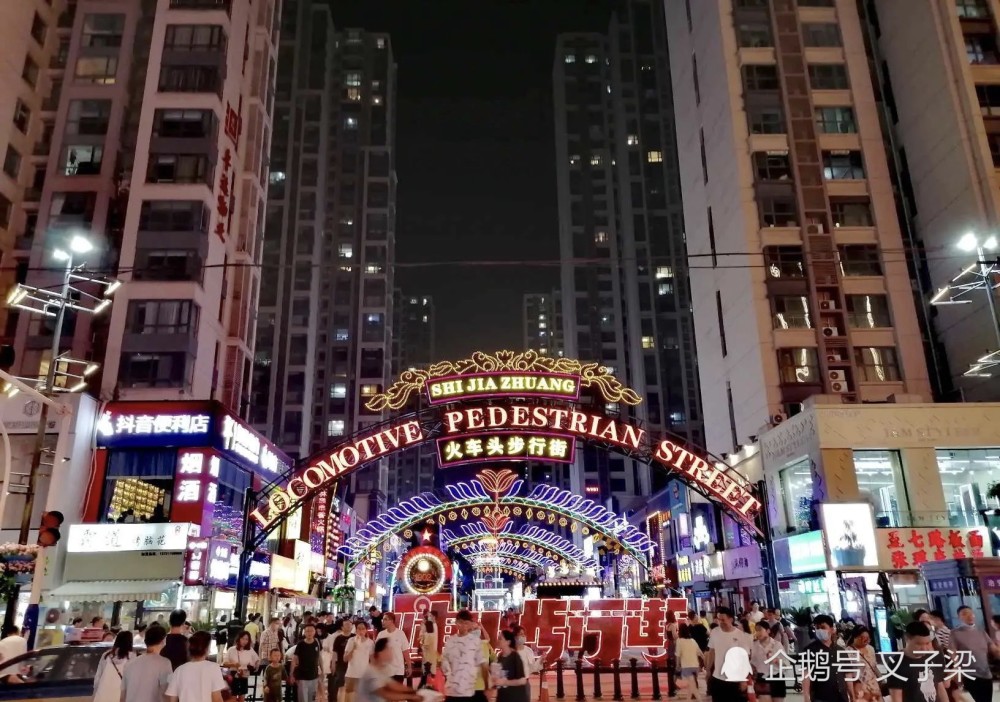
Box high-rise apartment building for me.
[872,0,1000,400]
[665,0,932,456]
[523,292,563,357]
[0,0,67,341]
[12,0,278,415]
[252,7,396,517]
[554,0,703,507]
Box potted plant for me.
[888,608,914,640]
[639,580,659,598]
[832,519,867,567]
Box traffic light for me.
[37,511,64,547]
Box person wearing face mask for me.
[950,606,1000,702]
[801,614,850,702]
[510,626,539,700]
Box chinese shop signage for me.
[67,523,197,553]
[676,554,693,585]
[773,531,827,577]
[876,527,990,570]
[436,432,575,467]
[426,372,581,404]
[722,545,762,580]
[184,539,235,587]
[392,594,688,665]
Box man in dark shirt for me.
[801,614,850,702]
[369,606,383,633]
[291,623,322,702]
[160,609,189,671]
[687,610,710,652]
[887,621,947,702]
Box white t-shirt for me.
[441,631,487,697]
[345,637,373,678]
[225,647,260,670]
[748,610,764,624]
[166,659,228,702]
[375,628,409,677]
[0,636,27,676]
[708,626,752,681]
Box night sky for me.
[330,1,614,358]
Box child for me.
[263,648,287,702]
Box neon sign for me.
[437,432,575,467]
[426,371,580,404]
[398,546,452,595]
[96,411,210,438]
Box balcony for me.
[32,142,51,157]
[23,188,42,202]
[168,0,232,13]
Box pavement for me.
[539,672,807,701]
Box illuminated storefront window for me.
[936,448,999,526]
[853,450,909,527]
[780,458,813,532]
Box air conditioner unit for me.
[807,223,825,235]
[771,412,788,425]
[819,300,838,311]
[828,370,847,383]
[830,380,851,394]
[822,326,839,337]
[826,352,843,363]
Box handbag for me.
[862,652,889,698]
[230,675,249,696]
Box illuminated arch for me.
[468,554,536,576]
[441,523,598,570]
[462,542,557,569]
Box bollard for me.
[629,658,639,700]
[556,659,565,699]
[612,659,623,701]
[650,662,661,701]
[666,663,675,698]
[593,663,602,699]
[575,658,585,702]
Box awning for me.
[49,579,180,603]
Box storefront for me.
[920,558,1000,629]
[773,530,838,614]
[720,544,766,612]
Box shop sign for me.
[820,503,878,570]
[221,415,285,475]
[96,410,211,441]
[794,577,827,595]
[269,555,298,590]
[426,372,580,404]
[698,552,724,581]
[226,552,271,591]
[877,527,990,570]
[676,554,693,585]
[722,545,762,581]
[928,578,959,593]
[293,540,312,592]
[184,539,209,586]
[183,539,236,587]
[437,432,575,467]
[982,575,1000,591]
[67,523,197,553]
[774,531,827,577]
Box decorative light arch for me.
[468,554,536,576]
[441,523,598,570]
[462,542,556,569]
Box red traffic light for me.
[37,511,64,547]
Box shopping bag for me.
[430,671,446,694]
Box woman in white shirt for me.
[223,631,260,702]
[344,621,374,702]
[750,621,786,702]
[93,632,137,702]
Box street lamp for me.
[929,232,1000,377]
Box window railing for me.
[773,311,812,329]
[168,0,231,12]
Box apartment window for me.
[74,56,118,84]
[854,347,902,382]
[808,64,849,89]
[759,196,798,227]
[152,109,215,138]
[976,84,1000,116]
[752,152,792,181]
[957,0,991,19]
[147,154,211,184]
[627,135,639,146]
[647,150,663,163]
[716,291,727,356]
[31,13,47,46]
[120,352,189,388]
[346,88,361,101]
[2,147,21,180]
[967,33,1000,64]
[802,23,842,48]
[344,116,358,129]
[585,55,598,64]
[839,244,883,276]
[594,230,608,244]
[777,348,820,384]
[742,64,780,91]
[798,0,834,5]
[815,106,857,134]
[159,65,220,93]
[590,154,602,166]
[337,243,353,259]
[831,198,873,227]
[0,194,9,229]
[823,150,865,179]
[327,420,345,437]
[737,22,773,48]
[164,25,226,51]
[989,134,1000,167]
[345,72,362,87]
[139,201,208,231]
[641,336,655,349]
[12,100,30,133]
[764,246,805,278]
[564,54,576,64]
[846,294,892,328]
[81,14,125,48]
[772,295,812,329]
[360,384,379,396]
[655,266,673,279]
[747,105,785,134]
[60,145,103,175]
[22,57,39,88]
[66,100,110,135]
[135,250,200,281]
[735,0,767,6]
[126,300,199,334]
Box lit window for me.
[422,315,428,323]
[569,155,581,166]
[360,384,378,396]
[585,55,597,64]
[376,38,386,49]
[338,243,353,259]
[345,72,362,87]
[372,96,383,105]
[655,266,673,279]
[642,336,655,349]
[590,154,602,166]
[345,117,358,129]
[647,151,663,163]
[422,298,428,305]
[565,54,576,64]
[330,383,347,398]
[269,171,286,184]
[327,420,345,437]
[595,230,609,244]
[365,264,382,274]
[410,297,417,304]
[539,322,547,329]
[627,135,639,146]
[670,411,686,423]
[366,313,381,323]
[335,329,349,341]
[658,282,673,296]
[346,88,361,101]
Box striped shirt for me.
[259,626,283,658]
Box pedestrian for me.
[441,610,490,702]
[493,630,529,702]
[260,617,284,658]
[291,622,323,702]
[132,623,147,649]
[950,605,999,702]
[65,617,84,644]
[93,631,136,702]
[369,607,384,634]
[224,631,260,702]
[919,610,952,652]
[687,610,709,652]
[674,624,703,700]
[245,614,261,647]
[510,625,539,698]
[355,638,422,702]
[704,606,752,700]
[886,621,947,702]
[263,648,288,702]
[0,623,27,679]
[375,613,409,683]
[161,609,190,671]
[666,611,679,641]
[991,615,1000,646]
[800,614,850,702]
[344,621,374,702]
[750,621,785,702]
[763,609,791,651]
[420,611,440,687]
[214,615,229,652]
[165,631,228,702]
[122,624,172,702]
[846,626,882,702]
[748,603,764,625]
[326,617,354,702]
[473,620,496,702]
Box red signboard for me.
[877,527,989,570]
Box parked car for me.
[0,643,107,700]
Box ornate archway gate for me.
[234,351,764,618]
